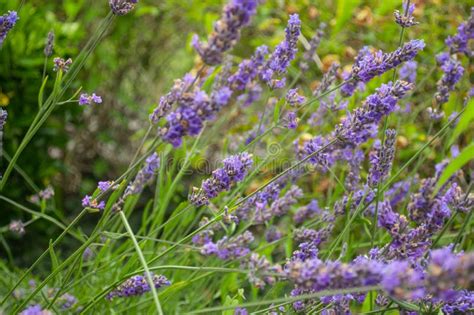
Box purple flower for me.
[82,195,105,210]
[9,220,25,236]
[228,45,268,90]
[201,231,254,260]
[300,22,326,71]
[190,152,253,206]
[19,305,51,315]
[98,181,113,192]
[265,226,282,242]
[260,14,301,88]
[193,0,258,65]
[398,60,417,83]
[150,74,193,124]
[106,273,170,300]
[445,8,474,56]
[237,82,262,107]
[313,63,339,97]
[53,57,72,72]
[58,293,77,310]
[284,111,298,129]
[434,57,464,105]
[124,152,160,196]
[254,185,302,224]
[381,260,425,300]
[368,129,397,187]
[79,93,102,106]
[394,1,418,28]
[109,0,139,16]
[335,81,412,145]
[342,41,424,97]
[44,31,54,57]
[293,199,321,224]
[0,11,19,45]
[426,107,445,121]
[234,307,248,315]
[286,89,305,107]
[242,253,282,288]
[161,84,234,147]
[0,108,7,130]
[425,246,474,302]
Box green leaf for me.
[450,98,474,145]
[273,97,284,124]
[49,239,59,272]
[333,0,362,34]
[436,143,474,193]
[222,295,240,315]
[38,76,48,108]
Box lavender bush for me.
[0,1,473,314]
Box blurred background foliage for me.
[0,0,472,267]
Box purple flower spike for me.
[193,0,258,65]
[109,0,139,16]
[20,304,51,315]
[284,111,298,129]
[434,57,464,105]
[394,1,418,28]
[190,152,253,206]
[260,14,301,88]
[0,11,19,45]
[342,40,424,97]
[368,129,397,187]
[106,273,170,300]
[445,8,474,56]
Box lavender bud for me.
[394,1,418,28]
[190,152,253,206]
[109,0,139,16]
[106,273,170,300]
[368,129,397,187]
[0,11,19,46]
[300,22,326,71]
[44,31,54,57]
[53,57,72,73]
[193,0,258,65]
[9,220,25,236]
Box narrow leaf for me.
[38,76,49,108]
[436,143,474,193]
[450,98,474,145]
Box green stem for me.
[119,211,163,315]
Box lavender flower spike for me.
[0,11,19,46]
[446,8,474,56]
[109,0,139,16]
[20,305,52,315]
[190,152,253,206]
[394,1,418,28]
[193,0,258,65]
[434,57,464,105]
[44,31,54,57]
[125,152,160,196]
[342,40,424,97]
[106,273,170,300]
[368,129,397,187]
[300,22,326,71]
[260,14,301,89]
[335,81,412,146]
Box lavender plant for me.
[0,1,473,314]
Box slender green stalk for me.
[119,211,163,315]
